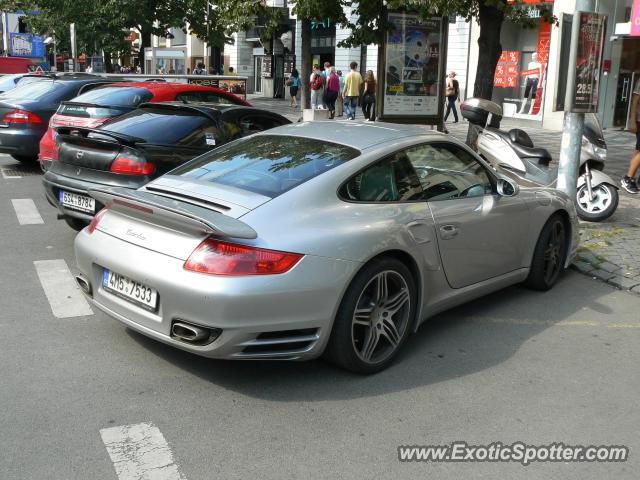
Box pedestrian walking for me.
[361,70,376,122]
[444,71,460,123]
[310,65,325,110]
[343,61,363,120]
[288,68,300,108]
[193,62,206,75]
[337,70,345,117]
[325,67,340,119]
[322,62,332,108]
[622,79,640,194]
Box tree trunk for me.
[300,19,312,111]
[138,30,152,73]
[104,52,113,73]
[474,2,504,99]
[467,1,505,145]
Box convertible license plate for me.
[102,269,158,310]
[59,190,95,213]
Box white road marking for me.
[1,168,21,179]
[33,259,93,318]
[11,199,44,225]
[100,422,186,480]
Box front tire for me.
[325,257,417,374]
[525,214,568,291]
[575,183,618,222]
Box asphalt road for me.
[1,154,639,480]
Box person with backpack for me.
[310,65,325,110]
[444,71,460,123]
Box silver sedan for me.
[74,122,579,373]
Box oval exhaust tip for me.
[172,322,209,343]
[75,274,91,295]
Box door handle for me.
[439,224,459,239]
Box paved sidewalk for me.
[250,94,640,293]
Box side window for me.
[175,91,204,103]
[178,120,224,148]
[405,143,494,201]
[200,92,234,104]
[237,114,285,137]
[339,151,423,202]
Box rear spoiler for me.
[88,186,258,239]
[54,126,145,147]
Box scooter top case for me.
[460,98,503,128]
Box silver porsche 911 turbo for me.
[74,121,579,373]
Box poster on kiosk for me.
[378,12,447,124]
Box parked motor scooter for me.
[460,98,618,222]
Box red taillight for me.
[110,156,156,175]
[2,109,42,124]
[87,207,109,234]
[184,239,303,276]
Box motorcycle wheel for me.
[575,183,618,222]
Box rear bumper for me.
[42,166,147,221]
[0,126,46,156]
[74,228,359,360]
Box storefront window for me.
[492,12,552,121]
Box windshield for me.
[170,135,360,198]
[72,86,152,107]
[0,80,65,101]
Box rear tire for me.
[575,183,618,222]
[324,257,417,374]
[525,214,568,291]
[64,217,88,232]
[11,154,38,163]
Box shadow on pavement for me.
[127,271,615,401]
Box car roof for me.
[103,81,232,94]
[21,73,107,83]
[139,101,266,116]
[257,121,444,150]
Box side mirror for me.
[497,178,518,197]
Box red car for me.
[39,81,251,162]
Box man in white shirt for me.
[518,53,541,114]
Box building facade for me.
[466,0,640,131]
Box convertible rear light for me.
[87,207,109,234]
[2,109,42,124]
[184,239,303,276]
[110,155,156,175]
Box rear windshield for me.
[0,80,66,101]
[71,86,152,107]
[170,135,360,198]
[100,108,210,144]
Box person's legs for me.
[349,97,358,119]
[311,89,319,109]
[451,98,459,122]
[362,98,369,120]
[444,98,451,121]
[370,97,375,121]
[621,127,640,194]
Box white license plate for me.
[59,190,95,213]
[102,268,158,311]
